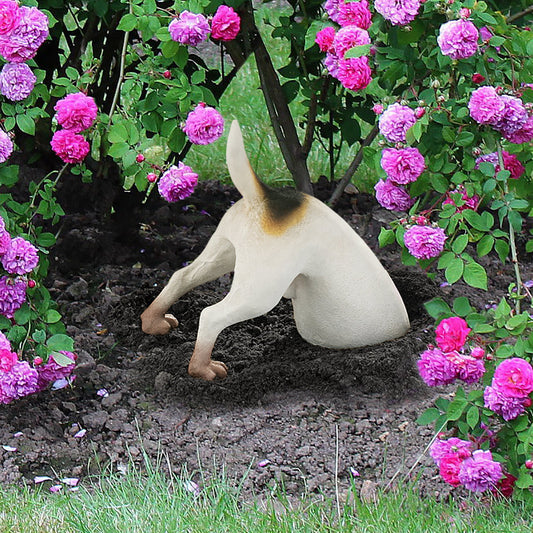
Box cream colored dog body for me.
[141,121,410,380]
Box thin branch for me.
[106,27,130,126]
[328,125,379,206]
[507,5,533,23]
[497,142,523,313]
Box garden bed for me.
[0,176,529,501]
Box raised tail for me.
[226,120,262,201]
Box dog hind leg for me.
[188,265,295,380]
[141,236,236,335]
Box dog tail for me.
[226,120,262,201]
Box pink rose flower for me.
[333,25,370,58]
[158,162,198,203]
[403,225,447,260]
[183,102,224,145]
[378,103,416,143]
[337,0,372,29]
[211,5,240,42]
[0,330,11,351]
[336,55,372,91]
[0,1,21,36]
[437,19,479,60]
[493,95,528,136]
[0,348,17,372]
[503,114,533,144]
[484,385,526,421]
[446,351,485,384]
[430,437,472,465]
[468,86,504,125]
[50,130,90,164]
[458,450,503,492]
[417,347,457,386]
[380,147,425,185]
[315,26,336,53]
[0,62,36,101]
[374,0,421,26]
[0,128,13,163]
[1,236,39,275]
[435,317,471,352]
[374,179,414,211]
[54,92,98,133]
[0,6,49,63]
[0,275,26,319]
[324,52,340,78]
[439,454,463,486]
[493,358,533,398]
[168,11,210,47]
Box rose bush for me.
[0,0,532,500]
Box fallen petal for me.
[34,476,53,484]
[13,432,23,438]
[350,467,361,477]
[2,445,17,452]
[49,485,62,493]
[184,480,200,496]
[61,477,79,487]
[257,459,271,468]
[97,388,109,398]
[74,429,87,438]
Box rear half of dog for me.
[141,120,409,380]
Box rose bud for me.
[136,153,145,163]
[147,172,158,183]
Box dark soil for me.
[0,173,530,502]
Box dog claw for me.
[141,313,179,335]
[188,360,228,381]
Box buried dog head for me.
[141,120,409,381]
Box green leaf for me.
[453,296,473,317]
[466,405,479,429]
[107,123,129,143]
[516,469,533,489]
[424,297,451,319]
[344,44,372,58]
[445,257,464,285]
[462,209,488,231]
[108,142,130,158]
[463,261,487,290]
[416,408,440,426]
[45,309,62,324]
[456,131,475,147]
[447,397,468,421]
[37,232,56,247]
[378,227,395,247]
[494,239,510,263]
[452,234,469,254]
[16,114,35,135]
[476,234,494,257]
[49,351,74,367]
[14,304,31,325]
[161,39,180,58]
[46,334,74,353]
[117,13,137,31]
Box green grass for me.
[185,4,376,192]
[1,457,530,533]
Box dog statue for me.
[141,120,410,380]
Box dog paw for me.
[188,360,228,381]
[141,313,179,335]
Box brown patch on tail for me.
[258,182,309,236]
